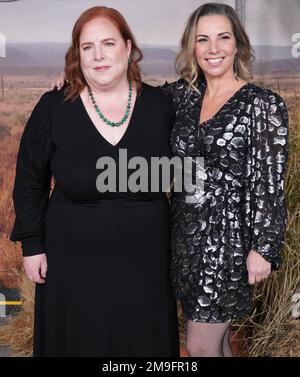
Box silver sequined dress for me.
[163,79,288,322]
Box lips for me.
[205,57,225,67]
[94,66,110,72]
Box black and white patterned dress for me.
[163,78,288,322]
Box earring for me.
[128,57,131,65]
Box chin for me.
[203,70,225,78]
[202,65,233,79]
[93,77,114,87]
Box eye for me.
[196,38,207,43]
[221,35,231,40]
[82,45,92,51]
[105,42,114,47]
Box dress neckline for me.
[198,82,251,127]
[77,84,141,148]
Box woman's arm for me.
[10,92,53,283]
[245,89,289,283]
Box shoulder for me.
[141,81,157,91]
[160,77,188,97]
[34,87,66,112]
[160,78,191,114]
[246,84,289,135]
[139,81,162,97]
[27,88,68,130]
[140,82,171,106]
[247,83,287,111]
[48,85,70,106]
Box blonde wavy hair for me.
[176,3,254,91]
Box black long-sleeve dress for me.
[10,83,179,356]
[163,78,288,323]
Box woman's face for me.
[194,14,237,80]
[79,17,131,89]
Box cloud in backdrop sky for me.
[0,0,299,46]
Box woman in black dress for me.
[164,3,288,357]
[10,6,179,357]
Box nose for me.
[94,44,104,61]
[208,39,220,55]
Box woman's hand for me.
[23,253,48,284]
[50,72,66,90]
[246,250,272,285]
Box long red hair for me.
[64,6,143,101]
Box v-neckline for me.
[77,85,141,148]
[198,82,251,128]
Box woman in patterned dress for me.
[164,3,288,357]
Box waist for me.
[51,186,169,208]
[171,182,245,203]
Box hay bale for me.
[0,274,34,357]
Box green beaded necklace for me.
[88,82,132,127]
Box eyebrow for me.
[196,32,232,38]
[80,38,116,46]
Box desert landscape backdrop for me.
[0,41,299,356]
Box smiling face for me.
[79,17,131,90]
[195,14,237,80]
